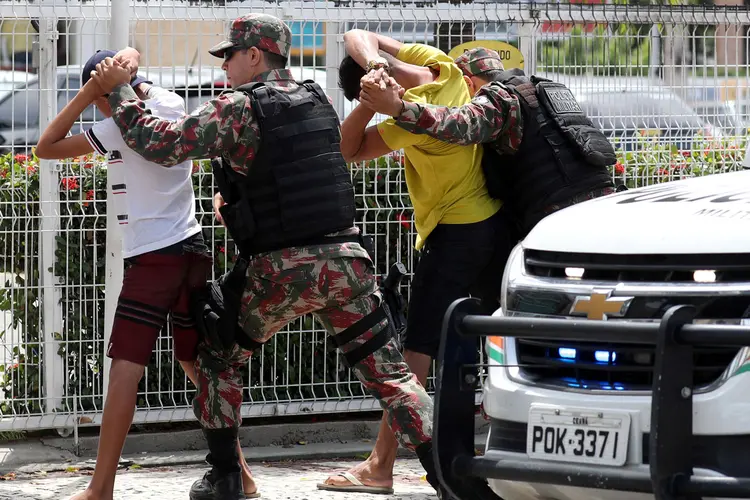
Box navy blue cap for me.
[81,49,151,91]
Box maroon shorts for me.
[107,244,212,366]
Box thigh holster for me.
[328,262,409,367]
[190,258,265,353]
[329,302,394,367]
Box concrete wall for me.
[73,19,226,70]
[131,19,227,69]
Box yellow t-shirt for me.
[377,43,501,250]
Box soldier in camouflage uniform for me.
[360,47,616,237]
[90,13,444,500]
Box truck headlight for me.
[500,242,525,314]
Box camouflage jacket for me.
[107,69,301,175]
[393,81,524,155]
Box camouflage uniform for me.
[105,13,436,496]
[394,47,614,223]
[394,47,524,154]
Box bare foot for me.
[237,440,259,496]
[241,465,259,496]
[319,459,394,490]
[68,488,110,500]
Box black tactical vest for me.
[213,80,356,256]
[483,69,615,233]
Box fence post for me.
[38,16,64,415]
[325,22,346,119]
[102,0,129,404]
[518,7,538,76]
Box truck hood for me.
[524,170,750,255]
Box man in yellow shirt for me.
[319,29,515,495]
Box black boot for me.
[189,428,245,500]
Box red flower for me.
[388,151,405,167]
[614,162,625,175]
[83,162,94,169]
[657,168,670,176]
[14,154,27,164]
[218,246,225,254]
[82,190,95,207]
[61,177,80,190]
[26,165,36,175]
[396,213,410,229]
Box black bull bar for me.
[434,298,750,500]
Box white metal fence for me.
[0,0,748,435]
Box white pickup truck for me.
[434,167,750,500]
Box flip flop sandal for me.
[316,471,395,494]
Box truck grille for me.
[515,339,738,390]
[525,249,750,283]
[511,250,750,390]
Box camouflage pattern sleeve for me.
[394,82,524,154]
[107,84,259,169]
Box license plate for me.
[526,405,631,466]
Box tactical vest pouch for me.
[273,152,348,234]
[534,80,617,168]
[218,200,256,255]
[190,276,243,352]
[212,158,235,204]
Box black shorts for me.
[403,209,518,358]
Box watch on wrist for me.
[366,59,390,73]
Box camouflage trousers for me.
[191,243,433,451]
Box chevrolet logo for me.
[570,290,633,320]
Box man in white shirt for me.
[35,48,258,500]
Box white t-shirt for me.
[84,86,201,258]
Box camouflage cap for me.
[454,47,505,77]
[209,13,292,60]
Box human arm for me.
[35,46,142,160]
[35,79,103,159]
[92,58,257,167]
[340,103,393,163]
[392,82,525,153]
[213,192,225,225]
[342,29,402,72]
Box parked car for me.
[0,70,32,101]
[570,83,711,152]
[532,74,710,152]
[687,99,747,138]
[678,85,750,139]
[682,77,750,135]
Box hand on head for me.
[358,72,405,117]
[90,57,133,94]
[361,66,390,91]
